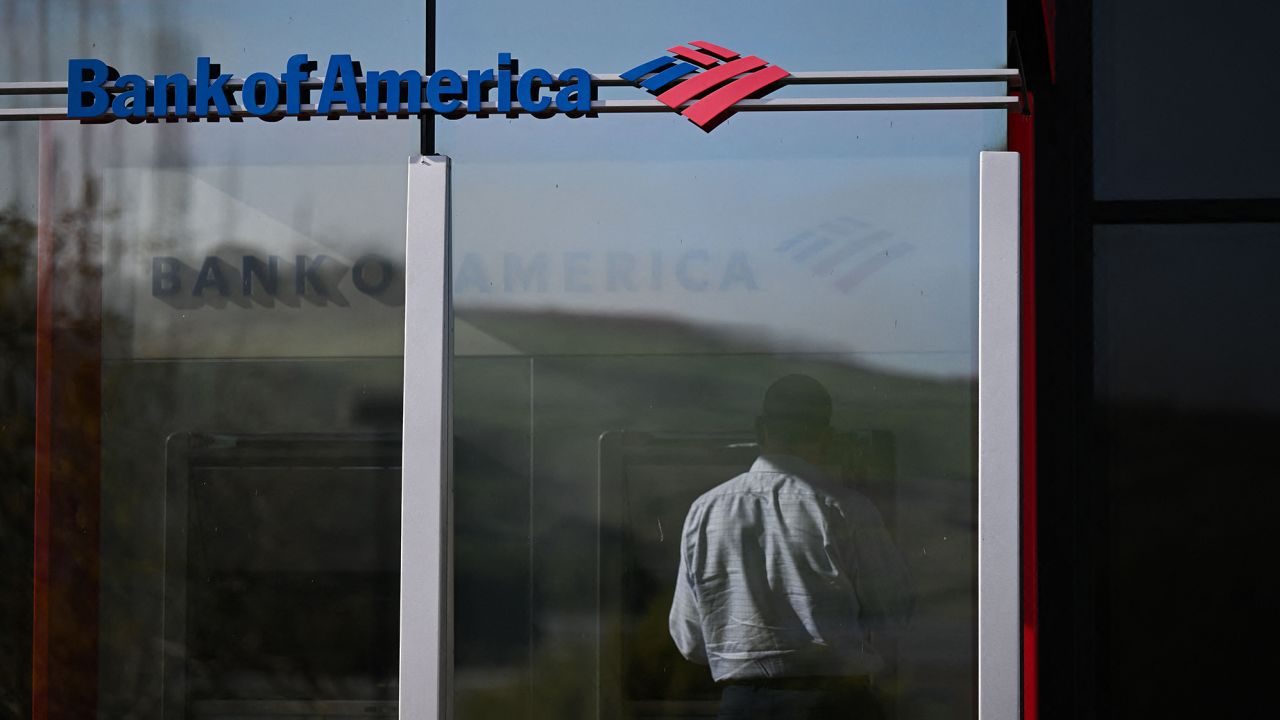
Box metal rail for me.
[0,95,1019,122]
[0,68,1021,121]
[0,68,1019,95]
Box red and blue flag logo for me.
[621,41,790,131]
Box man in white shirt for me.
[669,374,913,719]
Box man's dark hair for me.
[759,374,833,446]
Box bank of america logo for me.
[621,41,790,131]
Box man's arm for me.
[845,498,915,633]
[668,524,708,665]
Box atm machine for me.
[162,433,402,720]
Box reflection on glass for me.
[668,375,912,719]
[168,435,401,718]
[455,348,978,720]
[94,133,414,718]
[444,2,1000,709]
[445,4,999,708]
[2,2,423,717]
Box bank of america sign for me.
[1,43,1019,126]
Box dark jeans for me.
[717,681,885,720]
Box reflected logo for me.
[455,249,759,295]
[151,254,401,305]
[621,41,790,131]
[776,216,916,294]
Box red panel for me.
[1009,94,1038,720]
[689,40,740,60]
[668,45,722,68]
[682,65,789,128]
[656,56,766,108]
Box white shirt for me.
[669,454,913,681]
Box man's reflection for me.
[669,375,913,719]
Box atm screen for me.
[164,434,401,719]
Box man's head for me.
[755,374,833,460]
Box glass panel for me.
[1,2,423,718]
[1094,2,1280,199]
[1093,223,1280,717]
[441,3,1006,719]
